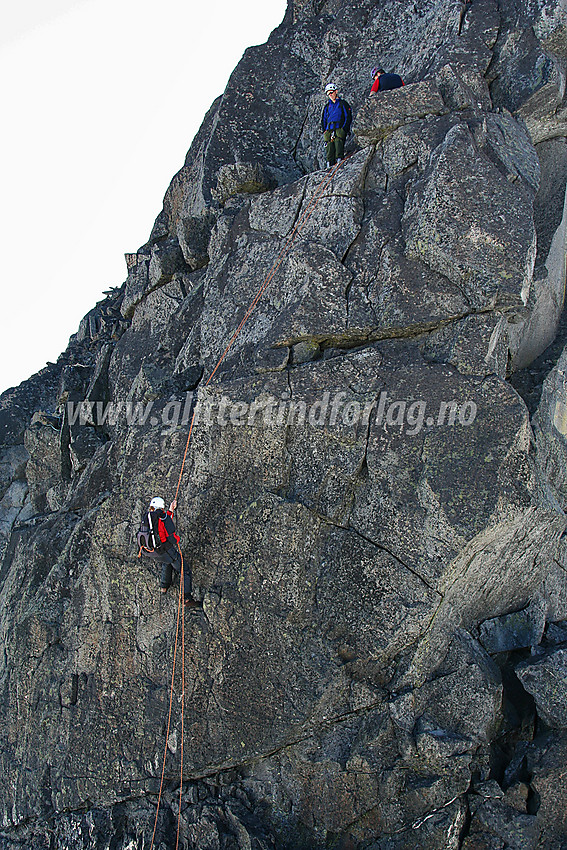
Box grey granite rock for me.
[353,80,447,144]
[532,345,567,505]
[1,0,567,848]
[516,647,567,727]
[402,122,537,312]
[528,732,567,848]
[0,445,28,501]
[479,602,547,653]
[465,798,539,850]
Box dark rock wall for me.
[2,0,567,847]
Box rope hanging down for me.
[149,154,352,850]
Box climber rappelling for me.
[370,67,404,94]
[321,83,353,168]
[137,496,201,608]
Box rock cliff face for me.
[2,0,567,847]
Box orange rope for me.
[206,158,347,386]
[175,546,185,850]
[149,569,183,849]
[173,155,350,503]
[149,155,351,849]
[174,409,197,504]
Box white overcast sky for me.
[0,0,287,395]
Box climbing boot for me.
[184,596,201,608]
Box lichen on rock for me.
[2,0,567,847]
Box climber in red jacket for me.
[370,67,404,94]
[140,496,200,607]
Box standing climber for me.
[321,83,352,168]
[138,496,200,607]
[370,67,404,94]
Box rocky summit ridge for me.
[2,0,567,847]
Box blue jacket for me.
[321,97,352,134]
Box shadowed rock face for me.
[3,0,567,848]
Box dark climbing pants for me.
[323,127,346,166]
[159,545,192,598]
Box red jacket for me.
[150,509,180,548]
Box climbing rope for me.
[149,154,352,849]
[148,569,183,849]
[173,154,353,502]
[176,550,185,850]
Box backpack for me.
[136,509,180,556]
[342,99,353,135]
[136,512,157,555]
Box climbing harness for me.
[148,153,353,849]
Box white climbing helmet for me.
[325,83,338,94]
[149,496,165,511]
